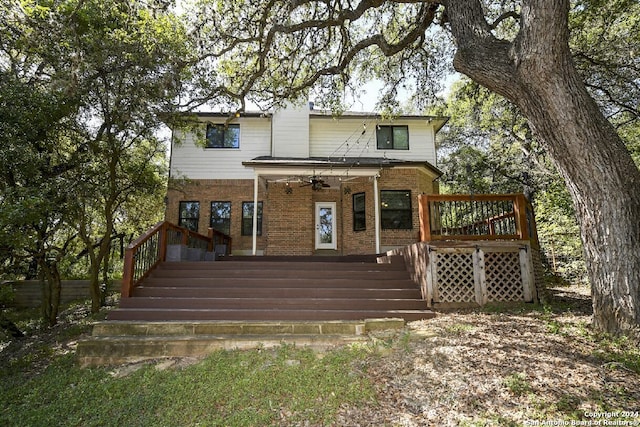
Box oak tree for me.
[1,0,190,317]
[191,0,640,336]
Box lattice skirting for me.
[428,243,537,306]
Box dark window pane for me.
[381,191,412,230]
[376,125,409,150]
[210,201,231,235]
[206,124,240,148]
[392,127,409,149]
[353,193,366,231]
[179,201,200,231]
[376,126,392,150]
[241,202,263,236]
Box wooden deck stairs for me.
[77,256,435,366]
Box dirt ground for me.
[337,284,640,426]
[2,286,639,426]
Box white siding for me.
[170,117,271,179]
[309,117,437,164]
[170,113,439,180]
[272,105,310,158]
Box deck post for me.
[520,245,535,302]
[181,227,189,246]
[159,222,168,262]
[473,248,487,305]
[418,194,432,242]
[425,248,435,307]
[207,228,214,252]
[514,194,530,240]
[121,250,134,298]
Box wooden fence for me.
[2,280,121,309]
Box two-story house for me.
[165,103,448,256]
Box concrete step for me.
[77,334,369,367]
[77,319,406,367]
[91,319,404,336]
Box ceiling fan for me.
[300,176,330,191]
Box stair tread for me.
[158,261,404,270]
[149,272,409,279]
[118,298,426,311]
[141,279,416,289]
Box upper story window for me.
[376,125,409,150]
[179,201,200,232]
[206,123,240,148]
[210,201,231,235]
[380,190,412,230]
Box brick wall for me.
[166,178,268,253]
[378,168,438,250]
[164,167,439,255]
[266,182,315,255]
[341,179,377,254]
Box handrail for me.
[419,193,533,243]
[208,228,233,254]
[121,221,232,298]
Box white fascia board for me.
[250,166,380,177]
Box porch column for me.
[252,172,259,255]
[373,174,380,254]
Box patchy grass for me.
[2,285,639,427]
[1,298,376,427]
[503,372,532,396]
[0,345,375,427]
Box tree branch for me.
[444,0,518,99]
[489,11,520,30]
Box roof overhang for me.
[242,156,443,180]
[308,111,450,134]
[187,111,449,132]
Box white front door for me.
[315,202,337,250]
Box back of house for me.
[166,103,447,256]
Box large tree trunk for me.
[445,0,640,335]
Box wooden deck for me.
[108,257,435,322]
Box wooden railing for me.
[121,221,232,298]
[208,228,233,254]
[419,193,537,243]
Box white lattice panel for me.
[435,252,476,303]
[484,251,524,301]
